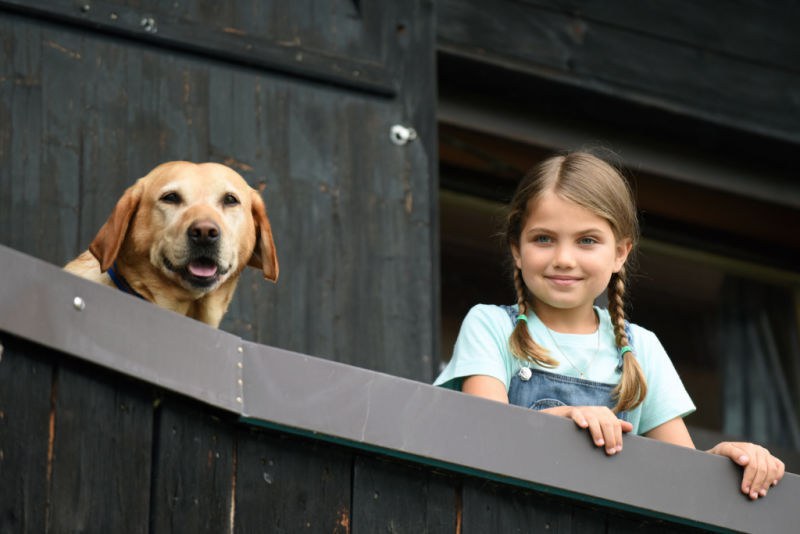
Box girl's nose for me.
[552,244,576,268]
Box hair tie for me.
[516,314,528,324]
[619,345,633,357]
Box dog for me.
[64,161,278,327]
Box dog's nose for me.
[188,220,220,245]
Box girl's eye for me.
[159,192,182,204]
[223,193,240,206]
[533,235,553,244]
[578,237,597,245]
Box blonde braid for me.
[508,269,559,368]
[608,266,647,412]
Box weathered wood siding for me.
[438,0,800,144]
[0,333,714,534]
[0,1,438,381]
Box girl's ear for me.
[613,238,633,273]
[89,182,144,272]
[511,243,522,270]
[247,190,279,282]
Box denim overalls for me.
[501,306,630,421]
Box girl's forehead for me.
[524,192,613,229]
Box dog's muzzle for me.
[163,220,230,288]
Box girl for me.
[435,151,785,500]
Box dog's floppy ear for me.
[248,190,279,282]
[88,181,144,272]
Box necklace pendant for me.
[518,367,532,381]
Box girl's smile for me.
[512,190,631,329]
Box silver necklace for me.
[542,315,601,379]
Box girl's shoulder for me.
[594,307,658,341]
[462,303,519,330]
[594,308,664,360]
[625,320,660,348]
[458,304,519,340]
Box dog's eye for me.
[223,193,240,206]
[160,192,182,204]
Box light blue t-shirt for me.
[434,304,696,435]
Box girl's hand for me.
[707,442,785,500]
[542,405,633,455]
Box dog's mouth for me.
[163,255,229,288]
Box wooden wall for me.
[438,0,800,145]
[0,0,439,381]
[0,333,714,534]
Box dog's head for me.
[89,161,278,296]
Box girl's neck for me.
[530,302,598,334]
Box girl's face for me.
[511,191,632,324]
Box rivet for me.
[140,16,157,33]
[73,297,85,311]
[237,346,244,353]
[236,396,243,404]
[80,4,91,13]
[237,362,243,369]
[237,379,243,386]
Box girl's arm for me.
[645,417,786,500]
[462,375,632,456]
[462,375,509,403]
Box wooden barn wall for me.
[437,0,800,145]
[0,333,714,534]
[0,1,439,381]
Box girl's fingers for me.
[600,419,618,454]
[564,406,627,455]
[586,416,605,448]
[615,420,623,453]
[749,449,769,499]
[570,407,589,429]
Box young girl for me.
[435,151,785,500]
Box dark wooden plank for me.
[519,0,800,72]
[149,395,235,533]
[351,455,457,533]
[233,427,352,533]
[0,0,395,96]
[48,359,153,534]
[461,478,603,534]
[606,514,712,534]
[0,16,44,259]
[38,21,85,266]
[437,0,800,143]
[0,335,52,534]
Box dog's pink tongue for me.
[188,261,218,278]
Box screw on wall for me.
[390,124,417,146]
[140,16,157,33]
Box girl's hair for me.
[504,151,647,412]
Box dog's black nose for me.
[188,220,220,245]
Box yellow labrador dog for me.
[65,161,278,327]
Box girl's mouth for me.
[546,276,581,286]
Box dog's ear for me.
[89,181,144,272]
[247,190,279,282]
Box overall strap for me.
[500,304,520,326]
[617,320,635,371]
